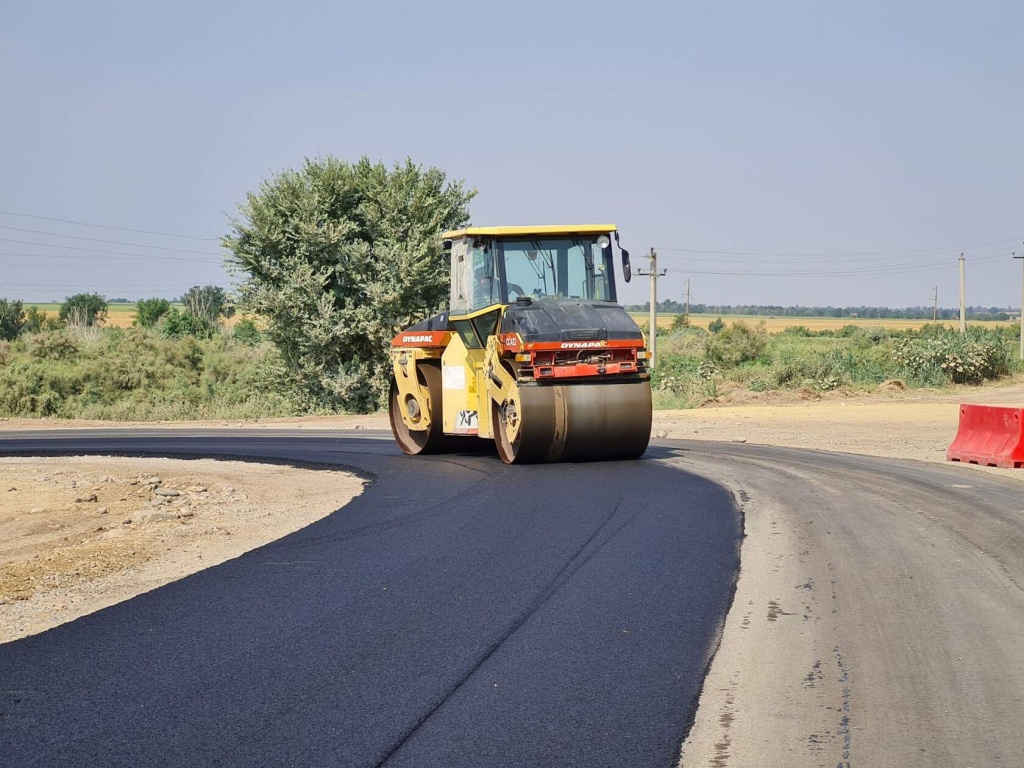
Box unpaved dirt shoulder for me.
[0,456,365,643]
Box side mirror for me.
[613,231,632,283]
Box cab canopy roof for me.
[441,224,617,239]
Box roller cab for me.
[389,225,652,463]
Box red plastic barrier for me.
[947,404,1024,469]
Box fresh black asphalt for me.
[0,431,741,768]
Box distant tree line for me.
[627,301,1016,322]
[0,285,238,341]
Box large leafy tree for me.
[224,156,475,412]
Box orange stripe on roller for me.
[391,331,450,348]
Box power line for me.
[1,282,226,288]
[0,209,218,242]
[0,238,224,263]
[662,251,1010,278]
[654,236,1024,258]
[0,225,224,255]
[0,251,223,265]
[656,248,1006,265]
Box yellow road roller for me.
[388,225,652,463]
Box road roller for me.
[388,224,652,463]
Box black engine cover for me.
[499,300,643,342]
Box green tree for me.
[160,307,215,339]
[224,156,475,412]
[181,285,230,324]
[59,293,107,327]
[23,306,48,334]
[134,298,171,328]
[708,317,725,334]
[0,299,26,340]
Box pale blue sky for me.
[2,0,1021,309]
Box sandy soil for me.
[0,457,365,643]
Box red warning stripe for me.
[523,339,644,352]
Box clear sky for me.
[2,0,1021,309]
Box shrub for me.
[892,329,1012,385]
[160,308,216,339]
[0,327,307,420]
[232,318,262,345]
[704,321,768,367]
[708,317,725,334]
[29,332,79,361]
[134,298,171,328]
[23,306,51,334]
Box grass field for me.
[631,312,1019,334]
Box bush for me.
[232,318,262,345]
[23,306,52,334]
[160,308,216,339]
[708,317,725,334]
[704,321,768,367]
[135,298,171,328]
[29,332,79,361]
[893,331,1011,384]
[0,327,307,420]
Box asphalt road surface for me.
[3,432,1023,767]
[667,443,1024,768]
[0,431,742,768]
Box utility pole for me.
[958,253,966,334]
[1015,248,1024,361]
[684,278,691,322]
[636,248,667,368]
[932,286,938,323]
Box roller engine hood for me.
[500,300,643,342]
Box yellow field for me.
[631,313,1018,334]
[26,304,244,329]
[25,304,1018,334]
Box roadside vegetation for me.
[0,326,306,421]
[649,316,1023,409]
[0,291,312,421]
